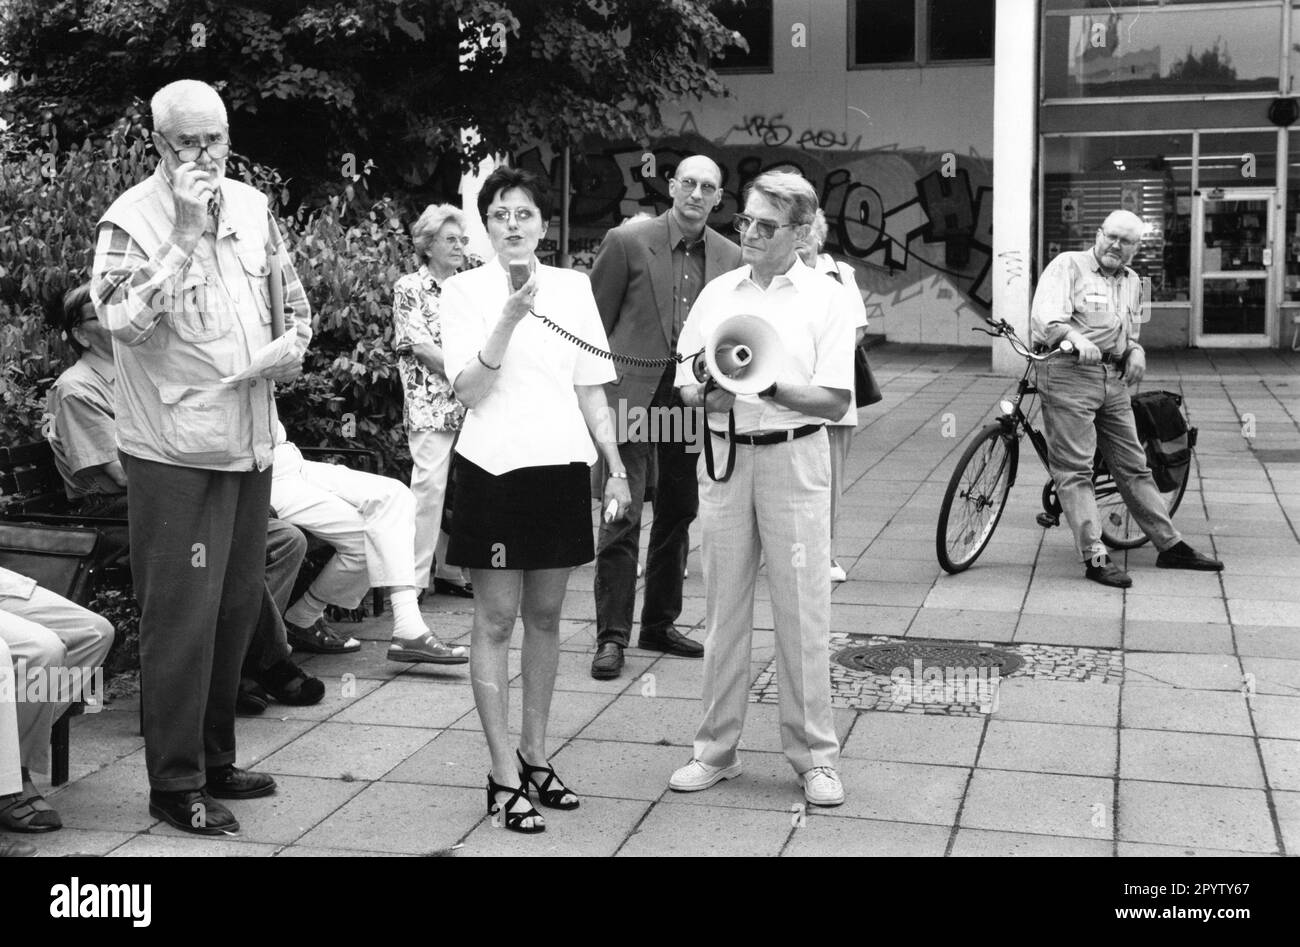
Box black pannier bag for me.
[1129,390,1196,492]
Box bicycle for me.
[935,319,1193,574]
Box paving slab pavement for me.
[33,344,1300,857]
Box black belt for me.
[710,423,822,446]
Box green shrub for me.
[0,116,418,476]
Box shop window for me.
[710,0,774,73]
[850,0,993,67]
[1042,0,1283,100]
[1042,134,1193,302]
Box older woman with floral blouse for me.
[393,204,476,602]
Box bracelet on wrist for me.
[608,471,628,480]
[477,351,501,371]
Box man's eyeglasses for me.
[489,207,538,225]
[161,135,230,162]
[673,176,719,198]
[1099,230,1140,249]
[440,235,470,248]
[733,214,796,240]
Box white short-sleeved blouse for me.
[440,260,616,476]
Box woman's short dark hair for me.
[476,166,553,225]
[59,282,94,356]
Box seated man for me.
[0,565,114,834]
[0,637,38,856]
[46,284,322,706]
[270,423,466,665]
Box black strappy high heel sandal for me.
[517,750,580,810]
[486,774,545,834]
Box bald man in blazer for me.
[590,155,742,679]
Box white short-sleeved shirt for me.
[812,254,869,428]
[674,259,856,435]
[440,260,616,475]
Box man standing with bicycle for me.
[1031,209,1222,587]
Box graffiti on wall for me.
[518,123,993,323]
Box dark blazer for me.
[589,211,742,418]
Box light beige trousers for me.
[693,428,839,775]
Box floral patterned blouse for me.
[392,264,467,433]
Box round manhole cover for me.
[833,642,1024,677]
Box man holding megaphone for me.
[669,171,857,809]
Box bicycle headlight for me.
[999,399,1015,417]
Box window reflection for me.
[1043,3,1282,98]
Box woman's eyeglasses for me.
[441,235,470,248]
[733,214,795,240]
[489,208,537,224]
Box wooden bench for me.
[1,440,387,618]
[0,521,104,787]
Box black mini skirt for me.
[445,456,594,570]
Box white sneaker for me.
[668,758,742,792]
[801,767,845,807]
[829,560,847,583]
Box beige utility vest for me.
[100,165,280,471]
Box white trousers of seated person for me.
[271,448,417,607]
[692,429,839,775]
[0,638,22,795]
[409,429,459,585]
[0,589,114,776]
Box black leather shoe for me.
[638,626,704,657]
[1085,554,1132,588]
[1156,541,1223,572]
[590,642,625,680]
[149,789,239,835]
[433,578,474,598]
[205,764,277,800]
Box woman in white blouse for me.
[440,167,631,835]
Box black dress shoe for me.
[1085,554,1132,588]
[590,642,625,680]
[1156,541,1223,572]
[433,578,474,598]
[206,764,277,800]
[638,626,704,657]
[236,679,269,716]
[149,789,239,835]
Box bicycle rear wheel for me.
[1098,447,1191,549]
[937,423,1019,573]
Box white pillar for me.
[991,0,1039,375]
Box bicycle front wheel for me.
[1098,450,1191,549]
[937,423,1019,573]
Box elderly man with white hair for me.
[1031,209,1222,588]
[91,79,310,834]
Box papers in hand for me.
[221,333,298,385]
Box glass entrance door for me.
[1192,188,1275,347]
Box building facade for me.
[513,1,1295,351]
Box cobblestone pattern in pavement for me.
[749,633,1124,715]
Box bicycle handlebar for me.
[971,320,1073,362]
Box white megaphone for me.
[699,314,782,395]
